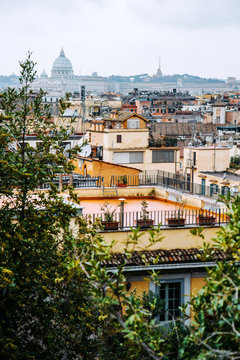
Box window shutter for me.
[152,150,174,163]
[129,152,143,163]
[114,152,130,164]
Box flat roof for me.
[200,171,240,182]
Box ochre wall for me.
[191,277,206,297]
[102,227,219,252]
[129,277,207,298]
[127,277,207,303]
[122,116,147,129]
[129,280,149,295]
[72,158,140,186]
[91,161,139,186]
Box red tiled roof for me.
[103,248,228,267]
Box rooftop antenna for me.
[73,85,86,148]
[81,85,86,138]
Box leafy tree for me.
[0,53,116,360]
[181,195,240,360]
[0,52,169,360]
[230,155,240,169]
[3,53,240,360]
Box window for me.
[114,151,143,164]
[158,281,183,321]
[88,132,92,142]
[221,186,230,196]
[152,150,174,163]
[129,152,143,163]
[116,135,122,143]
[210,183,219,196]
[114,152,129,164]
[78,159,84,169]
[127,118,139,129]
[149,274,190,323]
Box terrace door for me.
[187,174,191,191]
[201,178,206,196]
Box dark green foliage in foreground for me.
[0,53,164,360]
[181,194,240,360]
[0,53,113,360]
[1,53,240,360]
[230,155,240,169]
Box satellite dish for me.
[8,141,18,151]
[77,137,84,147]
[63,143,71,157]
[78,144,91,157]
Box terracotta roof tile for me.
[151,123,218,138]
[103,248,228,267]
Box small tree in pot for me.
[116,175,128,187]
[136,200,154,229]
[167,197,186,227]
[197,209,216,226]
[100,202,119,230]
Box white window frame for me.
[149,273,191,324]
[114,151,143,164]
[127,118,139,129]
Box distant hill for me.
[109,73,225,84]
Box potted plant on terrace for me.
[100,202,119,230]
[197,209,216,226]
[116,175,128,187]
[167,197,186,227]
[136,200,154,229]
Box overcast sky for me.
[1,0,240,79]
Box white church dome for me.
[51,48,74,78]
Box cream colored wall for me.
[102,227,219,253]
[72,187,160,199]
[203,112,213,123]
[229,146,240,158]
[104,146,180,174]
[54,116,82,133]
[103,129,149,150]
[198,173,240,191]
[88,131,104,147]
[183,148,230,183]
[102,100,122,109]
[143,149,180,173]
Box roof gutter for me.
[107,261,217,273]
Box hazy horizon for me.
[1,0,240,79]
